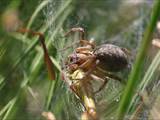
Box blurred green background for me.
[0,0,160,120]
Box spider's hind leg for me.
[93,68,122,94]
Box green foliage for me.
[117,0,160,119]
[0,0,160,120]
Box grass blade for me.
[117,0,160,119]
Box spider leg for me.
[79,40,95,49]
[104,72,122,82]
[65,27,85,40]
[93,68,122,93]
[76,46,93,53]
[94,78,108,94]
[71,58,98,81]
[90,74,105,82]
[58,40,95,53]
[63,27,95,52]
[79,56,96,69]
[70,80,82,99]
[77,59,99,82]
[89,74,108,93]
[95,67,122,82]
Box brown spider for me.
[64,27,130,120]
[65,27,130,93]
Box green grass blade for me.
[0,77,5,91]
[1,96,18,120]
[40,0,73,32]
[130,49,160,114]
[117,0,160,119]
[140,50,160,91]
[0,101,11,117]
[26,0,50,29]
[44,7,73,110]
[45,80,56,109]
[29,6,73,82]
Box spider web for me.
[43,0,154,119]
[43,0,83,119]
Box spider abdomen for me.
[94,44,128,72]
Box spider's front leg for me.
[64,27,95,54]
[67,52,95,72]
[65,27,85,40]
[65,27,95,47]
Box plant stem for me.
[117,0,160,119]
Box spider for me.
[63,27,130,120]
[65,27,130,93]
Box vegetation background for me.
[0,0,160,120]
